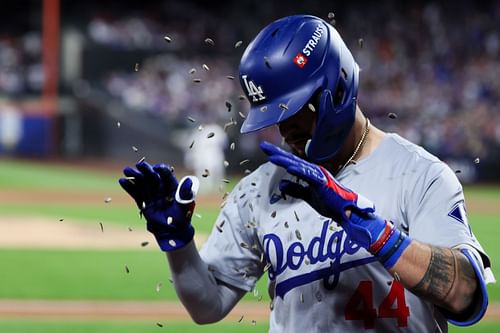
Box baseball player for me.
[119,15,494,332]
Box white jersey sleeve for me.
[405,158,492,273]
[199,175,265,292]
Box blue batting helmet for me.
[239,15,359,162]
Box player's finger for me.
[123,166,144,181]
[136,160,161,187]
[153,163,178,191]
[279,180,310,202]
[119,177,143,207]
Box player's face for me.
[278,105,316,159]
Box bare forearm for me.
[166,241,244,323]
[389,240,477,313]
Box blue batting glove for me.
[119,160,199,252]
[261,141,410,269]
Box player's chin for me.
[289,144,308,160]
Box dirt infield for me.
[0,300,499,322]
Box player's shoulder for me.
[385,133,458,183]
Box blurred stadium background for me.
[0,0,499,332]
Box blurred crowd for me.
[1,0,499,161]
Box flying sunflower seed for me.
[59,218,64,222]
[474,157,480,164]
[225,100,232,111]
[235,40,243,48]
[455,169,462,174]
[156,282,162,292]
[300,292,304,303]
[104,197,112,203]
[295,229,302,240]
[223,160,229,167]
[244,169,251,174]
[167,216,173,225]
[132,146,138,152]
[239,94,246,100]
[230,142,235,150]
[117,121,121,128]
[216,224,223,233]
[168,240,177,247]
[164,35,172,43]
[240,242,249,249]
[284,221,289,228]
[388,112,397,119]
[189,140,195,149]
[238,111,246,119]
[198,125,204,131]
[271,211,277,218]
[202,169,210,177]
[138,156,146,164]
[328,12,335,19]
[308,103,316,112]
[358,38,364,48]
[226,75,235,80]
[189,68,196,74]
[156,323,163,327]
[207,132,215,138]
[193,78,202,83]
[239,159,250,165]
[279,103,289,111]
[330,19,336,26]
[222,178,230,184]
[258,295,263,301]
[202,64,210,71]
[141,241,149,247]
[128,227,133,232]
[99,222,104,232]
[204,37,215,46]
[125,265,130,273]
[263,262,272,272]
[238,315,244,323]
[260,106,268,112]
[252,320,256,326]
[187,116,196,123]
[134,63,140,72]
[294,210,300,222]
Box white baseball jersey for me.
[199,133,492,332]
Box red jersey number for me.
[344,280,410,329]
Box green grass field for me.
[0,158,498,332]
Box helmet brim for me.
[240,80,319,134]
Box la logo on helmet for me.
[242,75,266,102]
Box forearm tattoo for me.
[410,246,476,309]
[410,247,456,303]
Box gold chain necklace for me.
[338,117,370,172]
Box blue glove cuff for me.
[154,225,195,252]
[377,229,411,269]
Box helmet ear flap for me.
[305,88,356,163]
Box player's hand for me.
[261,141,410,268]
[119,160,199,251]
